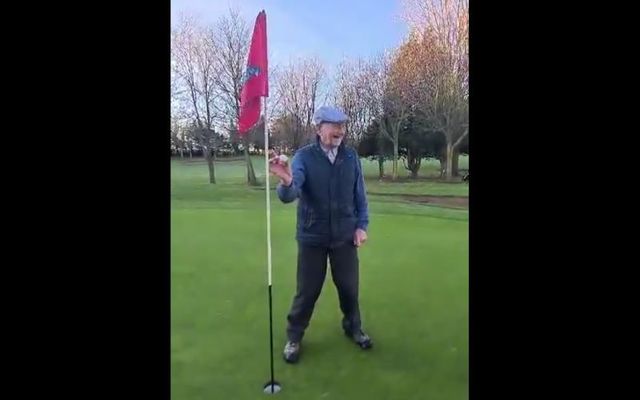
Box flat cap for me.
[313,106,349,125]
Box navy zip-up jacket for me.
[276,137,369,247]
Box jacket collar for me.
[314,135,345,154]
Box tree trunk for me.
[179,148,184,159]
[378,118,399,180]
[205,148,216,184]
[392,140,399,180]
[377,131,386,179]
[445,142,454,181]
[452,148,460,177]
[451,128,469,178]
[243,138,257,186]
[407,150,421,179]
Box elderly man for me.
[268,105,373,364]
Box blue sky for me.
[171,0,407,71]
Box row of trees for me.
[171,0,468,183]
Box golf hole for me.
[262,381,282,394]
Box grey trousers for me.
[286,242,362,342]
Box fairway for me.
[171,157,468,400]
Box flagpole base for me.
[262,381,282,394]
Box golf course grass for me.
[171,156,468,400]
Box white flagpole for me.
[264,98,272,286]
[256,10,279,394]
[263,93,278,394]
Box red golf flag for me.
[238,10,268,134]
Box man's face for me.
[317,122,346,148]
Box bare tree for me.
[401,0,469,180]
[272,57,325,151]
[171,15,219,183]
[363,52,410,180]
[210,8,258,185]
[334,57,372,146]
[171,64,192,159]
